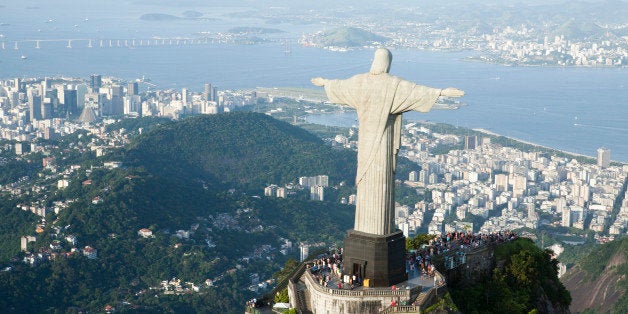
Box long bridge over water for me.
[1,36,294,52]
[1,37,215,50]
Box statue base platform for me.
[342,229,407,287]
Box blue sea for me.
[0,2,626,162]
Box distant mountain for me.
[228,27,284,34]
[124,112,356,191]
[182,10,203,18]
[317,27,388,47]
[139,13,181,21]
[553,20,604,40]
[561,236,627,313]
[140,12,217,22]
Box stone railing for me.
[304,270,421,299]
[380,305,421,314]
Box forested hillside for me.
[124,112,356,191]
[0,113,356,312]
[449,238,571,313]
[562,236,627,313]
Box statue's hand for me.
[311,77,326,87]
[441,88,464,97]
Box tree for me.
[406,234,436,251]
[274,288,289,303]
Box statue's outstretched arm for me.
[311,77,327,87]
[440,87,465,98]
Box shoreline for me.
[254,87,626,165]
[472,128,603,162]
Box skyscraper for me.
[28,91,42,122]
[14,78,23,92]
[597,148,610,168]
[123,95,142,116]
[127,82,139,96]
[90,74,102,91]
[204,83,212,101]
[75,84,87,108]
[41,98,54,119]
[512,175,527,198]
[64,89,78,117]
[310,185,324,201]
[465,135,477,150]
[495,173,509,192]
[181,88,188,105]
[110,85,123,98]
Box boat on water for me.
[21,55,27,60]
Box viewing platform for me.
[246,231,518,313]
[287,255,446,314]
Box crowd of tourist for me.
[308,252,345,288]
[407,231,518,276]
[306,231,518,290]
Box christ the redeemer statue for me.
[312,48,464,236]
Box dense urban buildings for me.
[392,123,627,238]
[2,75,626,244]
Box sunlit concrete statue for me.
[312,48,464,236]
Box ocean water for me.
[307,52,628,162]
[0,3,626,162]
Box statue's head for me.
[369,48,392,75]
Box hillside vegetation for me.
[124,112,356,191]
[0,113,356,312]
[561,236,628,313]
[317,27,388,47]
[449,238,571,313]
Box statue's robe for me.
[324,73,441,235]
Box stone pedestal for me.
[342,229,406,287]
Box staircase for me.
[294,278,313,314]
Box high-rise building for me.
[110,85,123,98]
[64,89,78,117]
[204,83,212,101]
[494,173,509,192]
[512,175,527,198]
[299,243,309,262]
[428,173,439,184]
[28,92,42,122]
[15,142,23,155]
[465,135,477,150]
[560,202,570,227]
[14,78,22,92]
[43,89,59,118]
[20,236,36,251]
[299,175,329,188]
[42,78,50,91]
[8,91,19,108]
[123,95,142,116]
[181,88,188,105]
[127,81,139,95]
[418,169,429,184]
[408,171,418,182]
[264,185,278,197]
[41,98,54,119]
[76,84,87,109]
[310,185,324,201]
[597,148,611,168]
[90,74,102,91]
